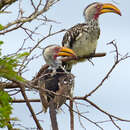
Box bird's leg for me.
[87,51,95,65]
[88,59,94,66]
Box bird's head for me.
[43,45,76,68]
[83,2,121,21]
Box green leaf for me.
[0,41,3,45]
[0,24,4,30]
[16,52,30,59]
[0,53,26,82]
[0,91,12,128]
[0,41,3,56]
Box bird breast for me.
[73,30,99,57]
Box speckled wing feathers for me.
[62,23,88,48]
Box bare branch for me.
[75,103,86,130]
[0,0,17,10]
[49,101,59,130]
[86,41,130,97]
[18,28,66,73]
[74,97,130,123]
[0,0,60,34]
[19,85,43,130]
[109,116,121,130]
[65,103,104,130]
[69,100,74,130]
[12,99,40,103]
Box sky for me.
[1,0,130,129]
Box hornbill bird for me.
[38,45,76,112]
[62,2,121,71]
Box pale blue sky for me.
[1,0,130,129]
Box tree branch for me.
[19,85,43,130]
[12,99,40,103]
[65,103,103,130]
[49,101,59,130]
[85,98,130,123]
[85,41,130,97]
[0,0,17,10]
[0,0,60,34]
[69,100,74,130]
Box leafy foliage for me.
[0,42,29,82]
[0,91,12,128]
[0,41,3,56]
[0,42,25,129]
[0,24,4,31]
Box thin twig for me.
[0,0,60,34]
[75,97,130,123]
[69,100,74,130]
[75,103,86,130]
[12,99,40,103]
[85,41,130,97]
[109,116,121,130]
[65,103,103,130]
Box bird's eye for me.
[96,5,101,10]
[55,47,60,52]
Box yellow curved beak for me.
[57,47,76,57]
[100,3,121,16]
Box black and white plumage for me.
[39,67,74,112]
[62,2,121,71]
[38,45,76,112]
